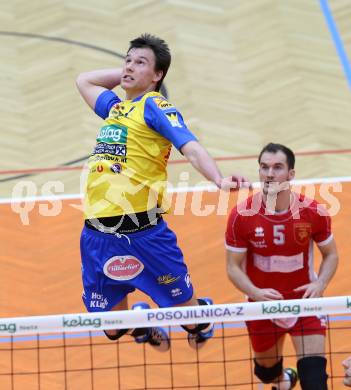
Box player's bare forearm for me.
[316,242,338,291]
[76,68,123,110]
[295,239,338,298]
[181,141,222,188]
[181,141,251,190]
[227,259,255,297]
[77,68,123,90]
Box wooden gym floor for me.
[0,184,351,389]
[0,0,351,388]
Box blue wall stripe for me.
[319,0,351,89]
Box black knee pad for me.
[181,298,211,335]
[254,358,283,384]
[104,328,129,341]
[297,356,328,390]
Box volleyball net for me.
[1,296,351,390]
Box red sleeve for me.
[225,207,248,252]
[311,204,332,246]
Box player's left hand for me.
[294,280,326,298]
[343,357,351,387]
[220,174,252,192]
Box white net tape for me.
[1,295,350,336]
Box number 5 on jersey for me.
[273,225,285,245]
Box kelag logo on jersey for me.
[93,142,127,157]
[97,124,128,144]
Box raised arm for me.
[181,141,249,190]
[76,68,123,110]
[181,141,222,187]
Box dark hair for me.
[258,143,295,169]
[128,33,171,92]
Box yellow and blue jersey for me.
[83,90,197,219]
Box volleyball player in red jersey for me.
[225,143,339,390]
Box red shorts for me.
[246,315,327,352]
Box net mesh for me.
[1,296,351,390]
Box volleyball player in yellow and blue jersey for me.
[76,34,248,351]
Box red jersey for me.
[225,192,332,297]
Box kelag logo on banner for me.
[63,316,102,329]
[0,323,17,334]
[261,303,301,316]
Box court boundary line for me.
[0,149,351,183]
[319,0,351,90]
[1,148,351,178]
[1,176,350,205]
